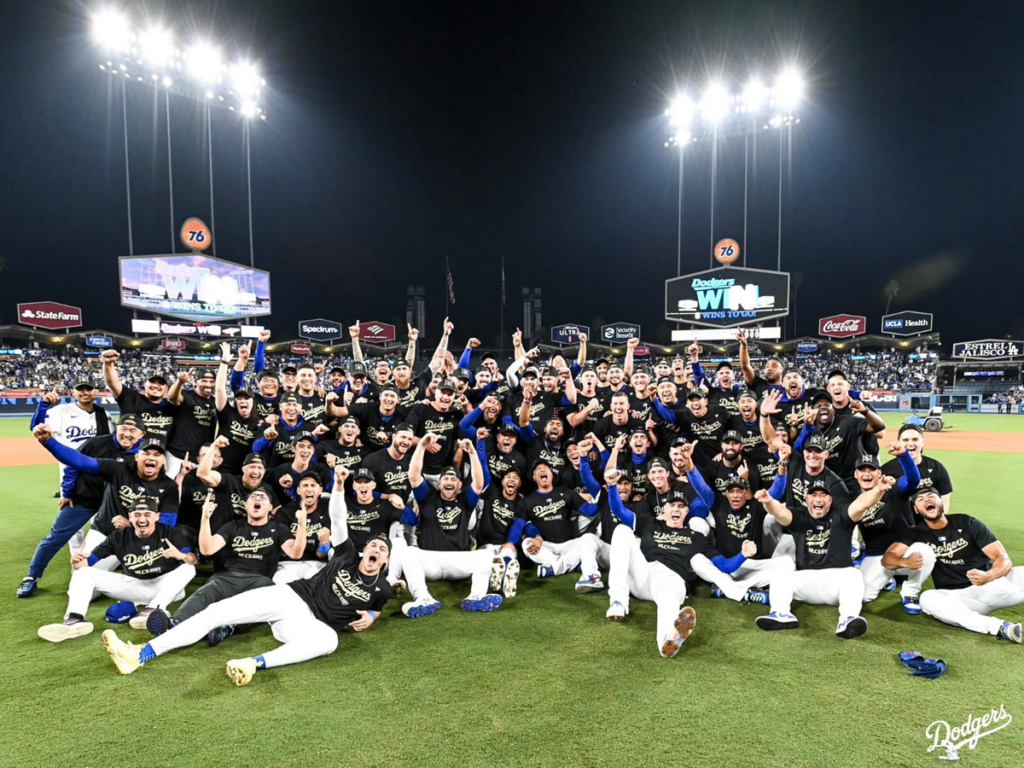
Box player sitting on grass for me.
[883,488,1023,644]
[37,500,197,642]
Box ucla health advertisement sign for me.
[665,267,790,328]
[881,310,933,336]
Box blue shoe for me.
[574,574,605,593]
[146,608,176,637]
[460,594,503,613]
[998,621,1022,644]
[755,611,799,631]
[208,624,236,647]
[836,616,868,639]
[402,599,442,618]
[709,586,724,599]
[537,565,555,578]
[884,577,897,592]
[902,596,922,615]
[17,577,38,598]
[743,589,769,605]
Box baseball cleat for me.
[537,565,555,578]
[606,601,627,620]
[402,598,442,618]
[146,608,176,637]
[709,586,724,599]
[836,616,868,639]
[998,621,1022,644]
[660,606,697,658]
[17,577,38,598]
[128,608,154,630]
[390,579,407,597]
[226,658,258,686]
[883,578,897,593]
[574,574,605,593]
[208,624,236,647]
[902,596,922,615]
[503,559,520,598]
[755,611,799,631]
[37,618,94,643]
[460,594,503,612]
[742,589,769,605]
[102,630,143,675]
[489,558,506,592]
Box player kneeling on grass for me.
[753,479,886,638]
[399,434,504,617]
[38,501,197,642]
[603,470,751,658]
[102,532,393,686]
[883,488,1023,644]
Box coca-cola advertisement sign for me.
[818,314,867,339]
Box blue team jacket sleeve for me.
[229,369,245,391]
[459,408,482,439]
[44,438,100,475]
[692,361,710,388]
[30,401,51,430]
[412,480,430,502]
[607,486,636,528]
[400,506,419,525]
[686,467,716,509]
[578,458,602,498]
[710,552,747,574]
[476,439,491,489]
[897,450,921,494]
[524,523,541,538]
[254,341,266,374]
[653,399,677,423]
[252,436,270,453]
[158,512,178,526]
[458,345,472,370]
[793,424,814,452]
[61,466,79,498]
[768,471,787,500]
[519,422,536,443]
[506,518,526,545]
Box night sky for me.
[1,1,1022,346]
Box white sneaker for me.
[575,574,605,593]
[38,619,94,643]
[606,601,627,620]
[390,579,407,597]
[129,608,154,630]
[226,658,258,686]
[401,598,442,618]
[489,558,506,592]
[503,559,521,598]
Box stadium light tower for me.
[739,76,768,265]
[665,93,694,277]
[701,81,730,267]
[771,67,804,271]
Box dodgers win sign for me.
[665,267,790,328]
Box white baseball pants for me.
[919,567,1024,636]
[65,564,196,620]
[524,538,583,575]
[768,566,865,618]
[690,554,795,602]
[579,533,612,578]
[402,547,492,602]
[81,529,119,571]
[606,526,689,652]
[150,585,338,668]
[860,543,936,601]
[273,560,327,585]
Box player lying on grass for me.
[102,488,394,685]
[37,500,197,642]
[883,488,1023,644]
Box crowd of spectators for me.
[0,345,940,394]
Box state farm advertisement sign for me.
[18,301,83,330]
[818,314,866,339]
[358,321,396,343]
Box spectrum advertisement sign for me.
[665,267,790,328]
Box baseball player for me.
[37,500,197,642]
[266,432,331,507]
[360,423,415,499]
[195,437,277,533]
[18,414,144,597]
[102,530,393,685]
[101,349,175,441]
[881,424,954,513]
[399,434,503,617]
[753,480,882,638]
[406,378,462,485]
[30,380,113,491]
[252,392,328,468]
[273,471,334,584]
[340,465,416,588]
[165,368,218,478]
[884,488,1023,643]
[214,344,261,474]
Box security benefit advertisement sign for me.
[665,267,790,328]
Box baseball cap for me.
[686,388,707,400]
[234,389,253,399]
[197,369,217,381]
[737,389,757,402]
[912,487,940,501]
[349,363,368,377]
[827,369,848,381]
[855,454,881,470]
[118,413,142,428]
[393,360,410,370]
[369,532,391,551]
[130,499,156,512]
[809,389,832,406]
[594,358,610,367]
[655,357,670,367]
[453,367,471,381]
[257,370,280,381]
[293,431,317,445]
[782,367,802,378]
[147,373,168,385]
[246,487,272,501]
[806,479,832,496]
[339,416,359,427]
[647,457,671,472]
[353,467,375,482]
[105,601,138,624]
[295,469,323,486]
[73,380,96,390]
[521,366,539,379]
[139,438,165,453]
[437,378,457,392]
[393,421,415,434]
[665,489,689,505]
[379,383,399,394]
[530,457,554,474]
[280,392,300,405]
[329,366,347,375]
[497,422,519,435]
[805,434,828,451]
[633,365,651,376]
[242,453,265,467]
[475,365,490,375]
[282,365,298,375]
[657,376,677,386]
[721,430,742,443]
[439,467,461,479]
[630,426,649,438]
[724,476,749,491]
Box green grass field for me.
[1,416,1023,766]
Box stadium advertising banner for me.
[18,301,83,330]
[818,314,867,338]
[131,319,263,338]
[85,335,112,348]
[291,343,312,355]
[298,318,342,341]
[551,323,589,345]
[601,322,641,343]
[671,326,781,342]
[952,339,1023,360]
[881,310,934,336]
[665,267,790,328]
[161,339,186,351]
[358,321,396,344]
[119,254,271,322]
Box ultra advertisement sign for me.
[665,267,790,328]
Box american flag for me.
[446,260,456,305]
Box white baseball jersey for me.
[45,403,115,483]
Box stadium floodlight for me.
[700,82,730,124]
[231,61,261,98]
[240,101,257,118]
[774,67,804,111]
[666,93,694,130]
[139,26,175,70]
[185,42,222,84]
[91,9,131,52]
[740,77,768,114]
